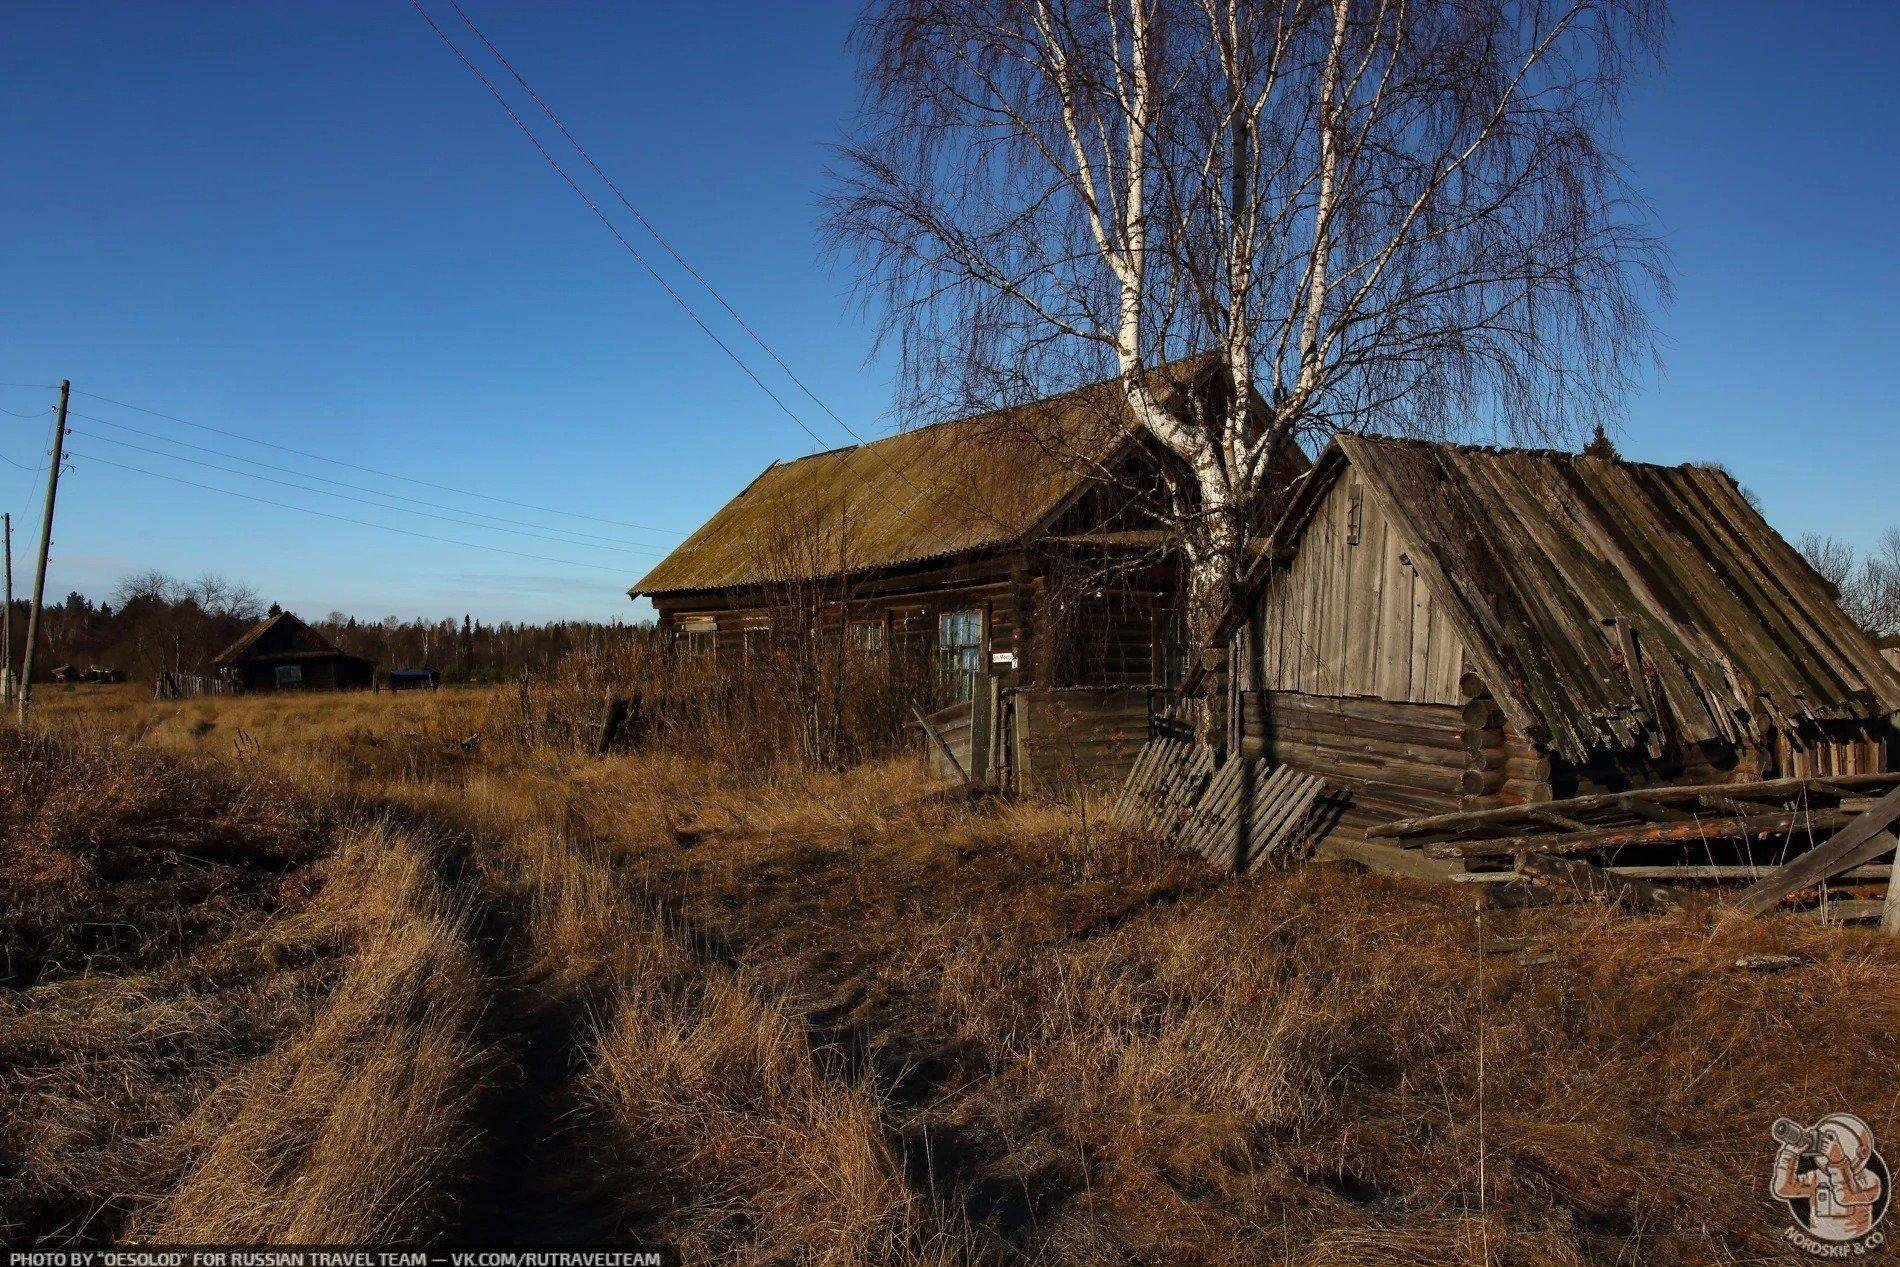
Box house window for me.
[742,624,772,661]
[274,663,303,688]
[937,610,983,702]
[850,620,885,654]
[675,617,715,660]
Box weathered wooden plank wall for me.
[1251,471,1465,704]
[923,699,974,782]
[1012,687,1151,792]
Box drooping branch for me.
[830,0,1668,681]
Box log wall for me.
[654,548,1174,691]
[1240,689,1548,844]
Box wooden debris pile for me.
[1367,772,1900,925]
[1111,738,1336,873]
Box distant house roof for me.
[1271,435,1900,764]
[633,358,1272,598]
[213,611,367,667]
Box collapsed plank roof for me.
[632,359,1229,597]
[1270,435,1900,765]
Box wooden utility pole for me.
[18,380,70,723]
[2,512,13,706]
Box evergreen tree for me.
[1582,423,1622,461]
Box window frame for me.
[849,619,886,655]
[741,623,773,661]
[936,609,985,702]
[675,617,716,661]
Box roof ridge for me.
[1342,431,1695,475]
[212,610,343,665]
[765,354,1213,470]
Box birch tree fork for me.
[829,0,1668,730]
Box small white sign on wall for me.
[991,651,1017,668]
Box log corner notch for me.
[1730,784,1900,918]
[1459,673,1506,805]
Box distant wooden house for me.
[1237,436,1900,852]
[213,611,375,693]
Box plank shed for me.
[632,359,1304,784]
[212,611,376,693]
[1240,436,1900,860]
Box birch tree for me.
[830,0,1667,713]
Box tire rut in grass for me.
[452,984,623,1243]
[407,821,628,1244]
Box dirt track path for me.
[453,984,623,1243]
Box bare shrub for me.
[520,634,927,775]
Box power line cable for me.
[65,427,666,557]
[67,449,628,574]
[444,0,868,446]
[437,0,1015,542]
[411,2,1002,557]
[410,2,844,457]
[59,406,664,551]
[65,386,684,535]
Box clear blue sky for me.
[2,1,1894,623]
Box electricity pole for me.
[18,380,70,723]
[2,512,13,706]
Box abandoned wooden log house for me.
[631,359,1305,781]
[212,610,376,693]
[1236,435,1900,866]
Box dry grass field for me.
[7,681,1897,1263]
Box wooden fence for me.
[154,671,233,700]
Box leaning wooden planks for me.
[1112,739,1329,873]
[1111,737,1213,836]
[1183,761,1330,873]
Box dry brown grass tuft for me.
[1,727,490,1247]
[634,790,1900,1265]
[136,820,489,1243]
[1,727,320,987]
[585,920,978,1265]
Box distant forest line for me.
[3,569,646,684]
